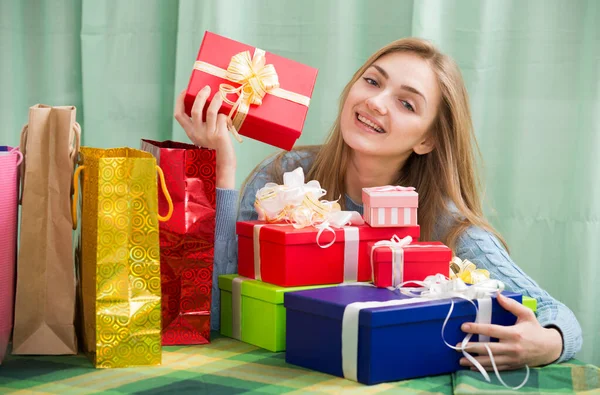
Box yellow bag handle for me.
[72,165,84,230]
[156,166,174,222]
[71,165,173,230]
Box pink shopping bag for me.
[0,146,23,364]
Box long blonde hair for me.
[249,37,507,252]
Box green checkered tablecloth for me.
[1,333,598,394]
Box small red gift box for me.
[184,31,318,151]
[369,238,452,288]
[236,221,420,287]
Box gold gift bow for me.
[194,48,311,142]
[71,165,174,230]
[449,256,490,284]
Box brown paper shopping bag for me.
[12,104,80,355]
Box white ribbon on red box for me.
[251,210,364,282]
[370,235,442,288]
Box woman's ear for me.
[413,134,435,155]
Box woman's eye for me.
[401,100,415,112]
[363,77,379,87]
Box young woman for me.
[174,37,582,371]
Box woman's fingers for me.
[205,91,223,134]
[191,85,211,132]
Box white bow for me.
[371,235,412,287]
[255,167,326,221]
[315,211,364,248]
[372,234,412,249]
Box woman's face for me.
[340,51,441,159]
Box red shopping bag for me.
[141,139,216,345]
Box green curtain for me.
[1,0,598,365]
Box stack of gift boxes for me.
[219,172,537,385]
[219,182,445,353]
[219,171,486,384]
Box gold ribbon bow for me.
[194,48,311,141]
[449,256,490,284]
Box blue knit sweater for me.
[211,150,582,363]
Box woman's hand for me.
[458,292,563,371]
[174,86,237,189]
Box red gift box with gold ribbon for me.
[236,221,420,287]
[184,31,318,151]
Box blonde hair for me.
[247,37,507,252]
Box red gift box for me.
[184,31,318,151]
[236,221,420,287]
[141,139,216,345]
[368,240,452,288]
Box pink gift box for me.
[362,186,418,227]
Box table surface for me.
[1,333,598,394]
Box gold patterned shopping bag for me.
[72,147,173,368]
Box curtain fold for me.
[0,0,83,139]
[0,0,597,365]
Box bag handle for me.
[9,147,23,166]
[18,125,28,205]
[156,166,173,222]
[72,165,85,230]
[71,165,173,230]
[70,122,81,166]
[69,123,81,197]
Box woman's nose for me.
[365,94,387,115]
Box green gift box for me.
[219,275,335,352]
[522,296,537,313]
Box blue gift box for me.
[284,285,521,385]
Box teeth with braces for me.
[357,114,384,133]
